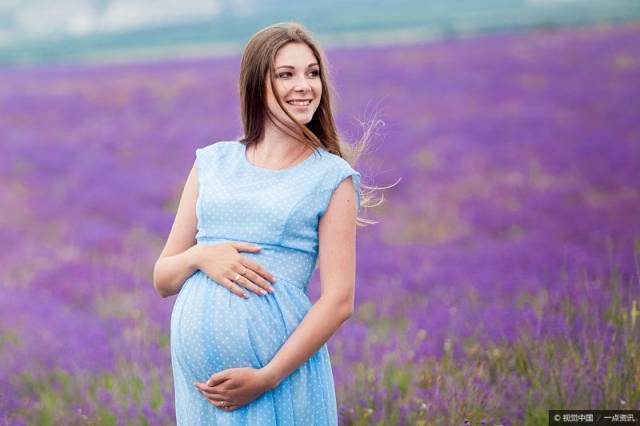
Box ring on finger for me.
[232,273,241,283]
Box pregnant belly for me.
[170,271,312,380]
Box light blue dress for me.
[170,140,361,425]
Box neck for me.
[254,119,308,161]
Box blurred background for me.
[1,1,639,425]
[2,0,639,66]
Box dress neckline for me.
[239,141,319,173]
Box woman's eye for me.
[277,70,320,79]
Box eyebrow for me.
[276,63,319,69]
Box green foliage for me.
[8,364,173,425]
[337,272,639,425]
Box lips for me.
[286,99,312,106]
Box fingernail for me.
[260,289,267,295]
[269,286,274,292]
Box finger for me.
[240,259,277,284]
[224,405,240,411]
[214,398,241,411]
[198,387,228,400]
[221,277,248,299]
[194,382,219,393]
[201,388,228,400]
[231,242,262,253]
[207,373,230,387]
[221,403,241,411]
[212,380,241,392]
[242,270,275,294]
[202,395,232,409]
[232,264,271,293]
[197,381,229,397]
[194,382,225,396]
[235,275,270,296]
[217,402,240,411]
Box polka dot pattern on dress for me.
[170,140,361,425]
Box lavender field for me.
[1,22,639,425]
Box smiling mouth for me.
[286,99,312,106]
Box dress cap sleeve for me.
[320,158,362,217]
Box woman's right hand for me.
[194,241,277,298]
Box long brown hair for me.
[238,22,393,226]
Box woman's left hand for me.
[194,367,273,411]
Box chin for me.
[289,111,316,124]
[299,115,315,125]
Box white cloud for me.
[68,7,99,36]
[1,0,224,41]
[13,1,89,37]
[99,1,223,32]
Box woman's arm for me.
[261,176,358,388]
[153,162,200,298]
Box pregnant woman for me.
[153,22,376,425]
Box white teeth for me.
[287,100,311,106]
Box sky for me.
[0,0,596,45]
[0,0,231,44]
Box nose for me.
[292,75,312,92]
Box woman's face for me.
[265,42,322,126]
